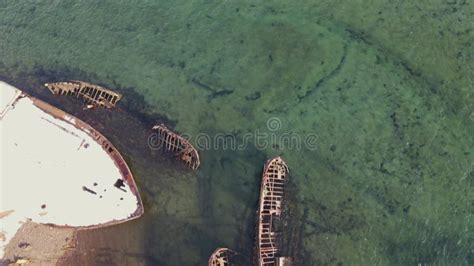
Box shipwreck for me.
[152,124,200,170]
[44,80,122,109]
[207,157,291,266]
[0,81,143,260]
[255,157,291,266]
[208,248,237,266]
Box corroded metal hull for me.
[1,81,144,260]
[20,90,143,228]
[256,157,291,266]
[45,80,122,109]
[207,157,292,265]
[208,248,236,266]
[152,124,200,170]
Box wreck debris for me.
[0,89,23,120]
[208,248,237,266]
[208,157,291,265]
[256,157,291,266]
[114,179,126,192]
[151,124,200,170]
[82,186,97,195]
[44,80,122,109]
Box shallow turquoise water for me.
[1,1,473,265]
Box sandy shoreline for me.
[1,222,75,265]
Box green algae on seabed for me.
[1,0,473,265]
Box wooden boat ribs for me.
[256,157,291,266]
[152,124,200,170]
[45,80,122,108]
[208,248,236,266]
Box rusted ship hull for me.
[1,82,143,228]
[28,95,144,227]
[1,81,145,262]
[45,80,122,109]
[208,248,237,266]
[152,124,200,170]
[207,157,292,265]
[255,157,291,266]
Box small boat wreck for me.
[0,81,143,259]
[44,80,122,109]
[208,157,292,265]
[255,157,292,266]
[151,124,200,170]
[208,248,237,266]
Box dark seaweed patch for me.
[191,78,234,102]
[244,91,261,101]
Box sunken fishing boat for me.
[255,157,292,266]
[45,80,122,109]
[208,248,237,266]
[151,124,200,170]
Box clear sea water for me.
[0,1,473,265]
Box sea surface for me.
[1,1,473,265]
